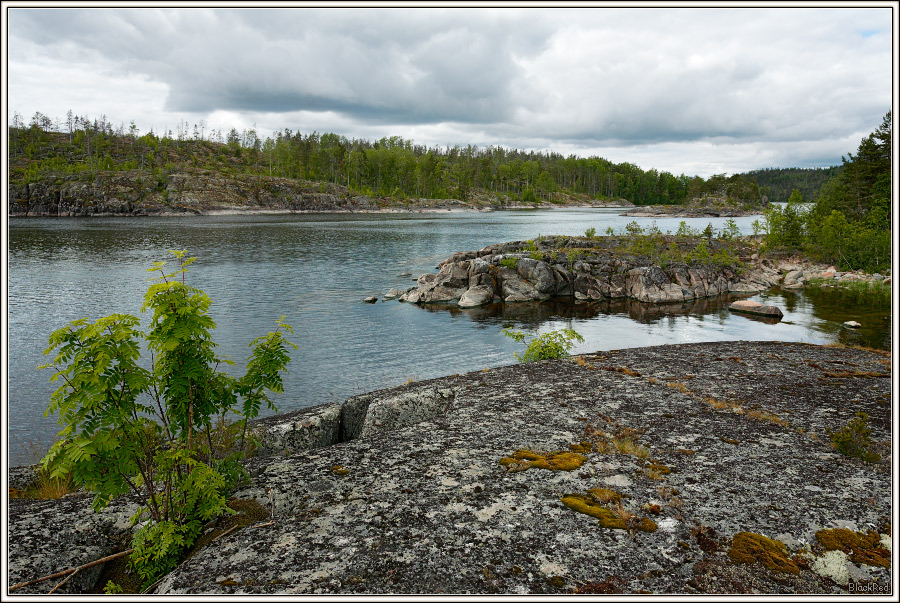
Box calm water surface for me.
[7,209,891,465]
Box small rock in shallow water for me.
[729,299,783,318]
[843,320,861,328]
[364,296,378,303]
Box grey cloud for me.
[11,8,552,125]
[7,7,892,176]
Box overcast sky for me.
[5,5,895,178]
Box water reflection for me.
[416,293,760,327]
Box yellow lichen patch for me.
[603,366,641,377]
[823,370,890,379]
[648,463,672,475]
[330,465,350,476]
[721,437,740,445]
[561,495,657,533]
[743,408,790,427]
[569,441,594,454]
[705,397,740,411]
[667,382,691,394]
[573,356,595,369]
[561,495,631,530]
[815,529,891,568]
[499,449,588,472]
[512,450,544,462]
[531,452,588,471]
[728,532,800,574]
[587,487,622,504]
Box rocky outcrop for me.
[7,170,384,217]
[8,169,635,217]
[8,170,493,217]
[398,237,782,307]
[7,342,892,595]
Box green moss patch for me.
[728,532,799,574]
[815,528,891,568]
[499,449,588,472]
[561,493,657,533]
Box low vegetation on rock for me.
[36,250,294,588]
[827,411,881,464]
[503,328,584,363]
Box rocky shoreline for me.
[7,341,892,594]
[7,170,632,217]
[621,205,760,218]
[619,195,768,219]
[395,235,776,307]
[387,235,891,309]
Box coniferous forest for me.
[8,110,792,209]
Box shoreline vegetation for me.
[12,111,778,217]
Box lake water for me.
[6,209,891,466]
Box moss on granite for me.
[728,532,800,574]
[499,449,588,472]
[815,528,891,568]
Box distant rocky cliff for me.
[7,171,397,216]
[7,170,626,217]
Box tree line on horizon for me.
[10,109,837,208]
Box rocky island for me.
[397,234,778,307]
[8,341,892,594]
[620,195,769,218]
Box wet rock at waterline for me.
[728,300,784,319]
[458,285,496,308]
[8,342,891,595]
[843,321,862,329]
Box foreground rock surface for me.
[8,342,892,594]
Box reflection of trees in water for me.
[800,287,892,351]
[777,288,800,314]
[416,293,757,328]
[416,288,891,350]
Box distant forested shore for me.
[8,109,890,273]
[9,110,836,213]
